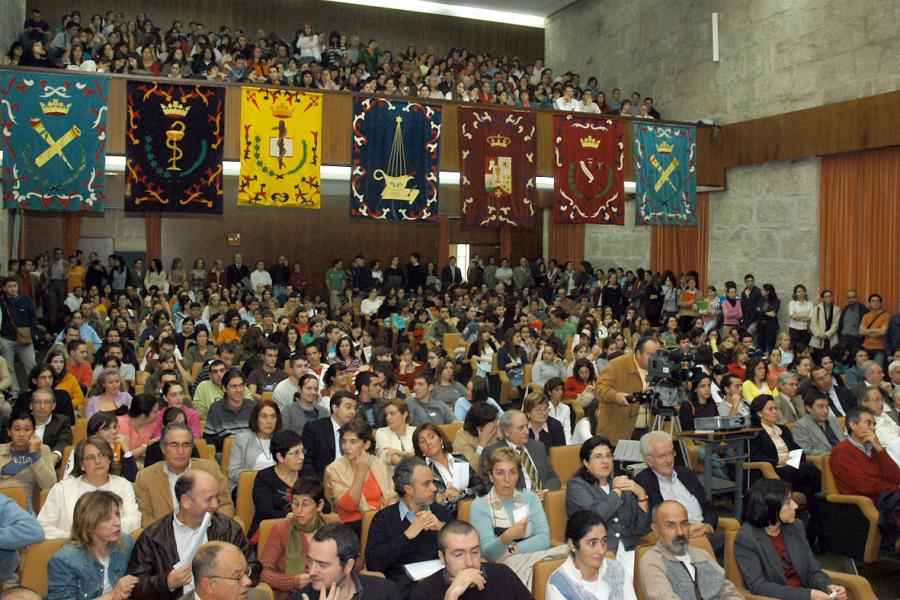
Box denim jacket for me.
[46,535,134,599]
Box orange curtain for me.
[650,193,709,287]
[145,213,162,263]
[63,214,82,257]
[820,147,900,312]
[547,220,585,266]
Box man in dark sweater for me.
[411,520,532,600]
[365,457,453,599]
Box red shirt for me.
[728,362,747,380]
[67,361,93,389]
[564,376,589,400]
[768,532,804,588]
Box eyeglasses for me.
[209,566,252,582]
[165,442,193,451]
[82,453,110,463]
[589,453,613,461]
[283,448,306,459]
[650,451,676,460]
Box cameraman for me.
[595,336,660,445]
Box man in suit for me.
[810,363,856,417]
[127,470,257,600]
[289,523,399,600]
[774,371,805,425]
[635,431,724,555]
[480,409,560,500]
[184,541,269,600]
[793,391,846,456]
[225,253,250,288]
[366,457,453,598]
[595,336,661,445]
[133,424,234,527]
[440,256,463,289]
[301,390,358,479]
[29,387,71,467]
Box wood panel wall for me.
[29,0,545,62]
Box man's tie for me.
[517,446,542,492]
[822,424,839,448]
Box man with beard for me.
[639,501,742,599]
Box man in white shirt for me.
[248,259,271,293]
[554,83,581,111]
[857,385,900,465]
[272,355,308,410]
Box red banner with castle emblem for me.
[553,114,625,224]
[458,107,536,227]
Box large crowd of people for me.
[7,8,664,118]
[0,242,897,599]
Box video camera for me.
[626,349,706,411]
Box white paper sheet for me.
[513,504,529,523]
[403,559,444,581]
[173,511,212,569]
[786,449,803,469]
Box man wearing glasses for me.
[185,540,270,600]
[29,387,71,466]
[128,470,256,600]
[134,424,234,527]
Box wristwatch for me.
[507,543,518,554]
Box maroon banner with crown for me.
[554,114,625,224]
[458,107,536,228]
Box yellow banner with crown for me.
[238,87,322,208]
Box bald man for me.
[185,541,269,600]
[639,501,742,599]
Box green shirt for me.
[325,268,345,292]
[192,380,252,416]
[554,321,577,344]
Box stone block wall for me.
[583,200,651,272]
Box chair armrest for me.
[736,588,778,600]
[805,454,826,470]
[361,570,385,579]
[823,570,877,600]
[824,494,880,524]
[638,532,658,546]
[744,461,779,479]
[254,582,274,600]
[550,538,564,547]
[716,517,741,534]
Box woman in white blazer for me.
[38,436,140,539]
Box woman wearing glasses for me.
[38,436,141,539]
[46,490,138,600]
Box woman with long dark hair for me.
[756,283,781,353]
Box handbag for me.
[2,297,33,346]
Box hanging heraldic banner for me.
[458,107,536,228]
[350,97,442,221]
[554,114,625,224]
[1,70,109,212]
[238,87,322,208]
[125,82,225,213]
[634,122,697,226]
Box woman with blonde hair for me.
[374,397,416,475]
[46,490,138,599]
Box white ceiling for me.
[435,0,579,18]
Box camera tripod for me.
[649,406,691,467]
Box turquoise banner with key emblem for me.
[634,122,697,226]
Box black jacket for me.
[301,416,338,479]
[528,416,566,453]
[38,413,72,458]
[226,263,251,287]
[634,465,718,529]
[741,286,763,326]
[749,424,800,466]
[440,265,462,288]
[126,512,256,600]
[0,292,37,340]
[289,573,399,600]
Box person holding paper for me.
[365,457,454,598]
[735,480,847,600]
[470,447,567,590]
[411,520,533,600]
[126,470,257,600]
[748,394,823,552]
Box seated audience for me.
[193,356,252,417]
[774,371,804,424]
[289,523,399,600]
[365,456,454,596]
[452,376,502,422]
[566,436,650,575]
[355,370,387,428]
[48,348,85,412]
[28,386,71,466]
[203,368,255,451]
[810,363,856,417]
[302,390,358,479]
[116,393,160,464]
[153,381,201,438]
[532,341,566,388]
[282,373,328,434]
[85,367,132,418]
[431,358,467,409]
[375,397,416,474]
[13,363,75,423]
[829,407,900,551]
[547,509,636,600]
[0,409,56,503]
[0,493,43,586]
[248,341,288,401]
[272,355,309,411]
[522,391,566,452]
[126,470,256,600]
[259,476,329,600]
[191,541,267,600]
[634,431,723,553]
[735,479,848,600]
[543,377,573,444]
[564,358,596,407]
[792,390,846,456]
[143,407,201,467]
[406,372,457,425]
[325,420,397,536]
[414,423,485,514]
[251,429,317,537]
[412,520,533,600]
[480,409,561,499]
[227,399,282,489]
[639,500,741,600]
[470,447,565,589]
[453,400,501,464]
[133,423,234,527]
[856,385,900,464]
[46,491,138,600]
[39,436,140,539]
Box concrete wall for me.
[583,199,651,272]
[545,0,900,124]
[1,0,27,271]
